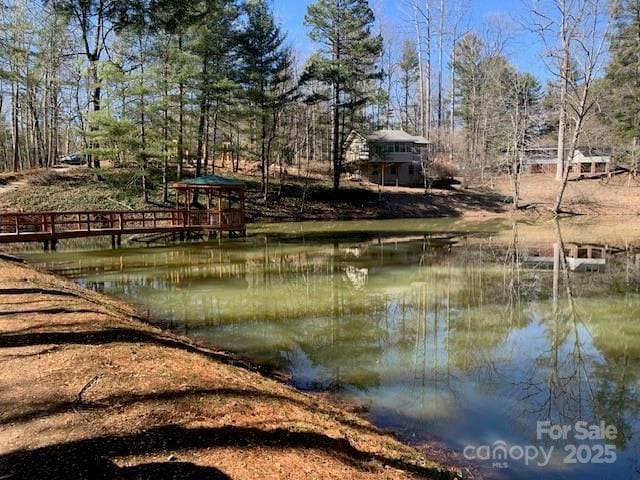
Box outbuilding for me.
[571,149,611,176]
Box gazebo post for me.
[207,189,213,234]
[240,188,246,236]
[187,189,192,229]
[218,190,223,238]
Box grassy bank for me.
[0,257,462,479]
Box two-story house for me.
[344,129,432,187]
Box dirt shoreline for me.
[0,256,465,480]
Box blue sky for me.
[271,0,550,81]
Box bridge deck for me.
[0,209,245,244]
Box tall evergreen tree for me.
[606,0,640,168]
[398,39,418,131]
[238,0,292,200]
[303,0,382,190]
[190,0,239,179]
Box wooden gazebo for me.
[172,175,246,237]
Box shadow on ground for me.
[244,180,511,222]
[0,424,454,480]
[0,326,275,376]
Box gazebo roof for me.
[172,175,245,189]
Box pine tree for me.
[189,0,240,179]
[398,40,418,132]
[606,0,640,169]
[303,0,382,190]
[238,0,292,200]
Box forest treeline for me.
[0,0,638,209]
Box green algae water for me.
[23,219,640,479]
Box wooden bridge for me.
[0,208,245,248]
[0,174,247,249]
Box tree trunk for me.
[177,35,185,180]
[553,103,586,214]
[437,0,444,132]
[11,81,20,172]
[332,83,341,191]
[261,103,268,201]
[449,35,456,163]
[89,59,101,168]
[211,107,218,176]
[556,5,570,181]
[140,53,148,203]
[414,1,425,137]
[162,45,169,204]
[196,95,208,178]
[403,76,410,131]
[424,0,432,140]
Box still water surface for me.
[23,219,640,479]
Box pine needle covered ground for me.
[0,166,510,219]
[0,257,461,480]
[2,166,639,220]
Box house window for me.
[390,166,397,175]
[408,165,415,175]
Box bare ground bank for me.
[4,167,638,221]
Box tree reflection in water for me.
[25,220,640,479]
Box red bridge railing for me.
[0,209,245,243]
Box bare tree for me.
[504,73,540,210]
[413,0,426,136]
[448,3,468,163]
[550,0,609,213]
[424,0,432,140]
[530,0,590,181]
[437,0,444,133]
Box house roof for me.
[366,129,431,145]
[573,149,611,163]
[520,147,612,164]
[343,130,369,152]
[172,175,245,189]
[520,149,557,165]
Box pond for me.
[22,218,640,479]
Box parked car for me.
[58,153,87,165]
